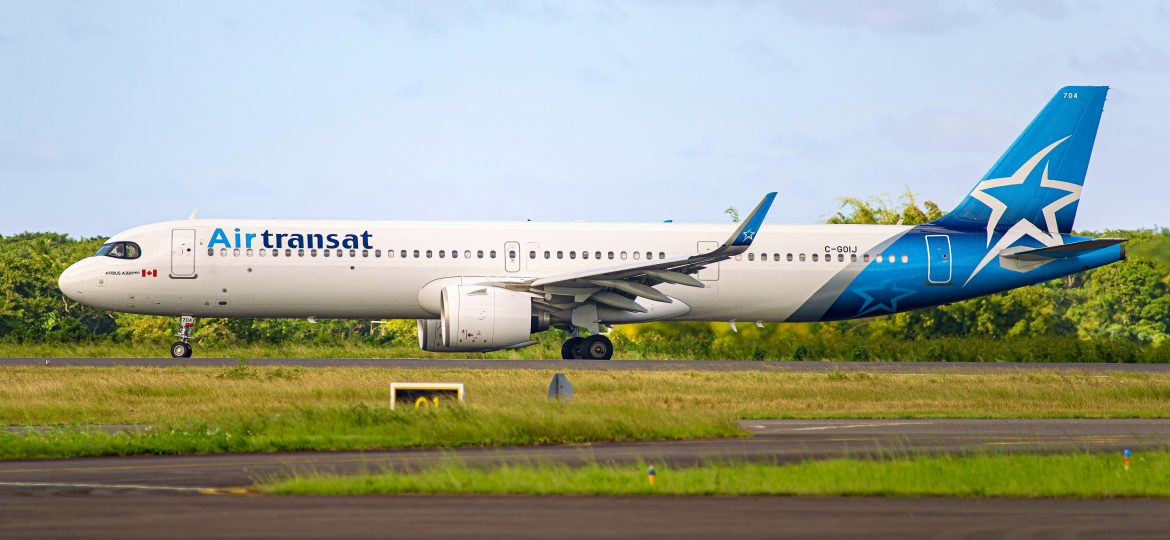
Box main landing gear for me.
[561,334,614,360]
[170,316,195,358]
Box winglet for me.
[724,192,776,249]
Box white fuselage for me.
[59,219,912,323]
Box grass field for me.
[261,452,1170,498]
[3,365,1170,459]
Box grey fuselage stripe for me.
[787,228,915,322]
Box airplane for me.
[58,86,1125,360]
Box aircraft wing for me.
[505,193,776,319]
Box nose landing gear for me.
[170,316,195,358]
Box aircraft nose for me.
[58,263,86,301]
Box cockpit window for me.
[94,241,141,260]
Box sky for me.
[1,0,1168,237]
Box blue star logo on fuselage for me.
[853,279,916,317]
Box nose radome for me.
[58,263,85,301]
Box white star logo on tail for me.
[964,136,1081,286]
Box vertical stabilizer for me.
[933,86,1107,236]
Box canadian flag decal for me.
[141,269,158,277]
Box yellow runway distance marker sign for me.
[390,382,465,410]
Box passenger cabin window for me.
[659,252,666,259]
[529,251,536,259]
[596,251,602,260]
[799,254,806,262]
[490,250,497,258]
[557,251,563,259]
[463,250,471,258]
[477,250,484,258]
[812,253,818,262]
[748,253,755,261]
[787,253,793,262]
[95,241,142,260]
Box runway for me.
[3,493,1168,540]
[2,419,1169,538]
[6,356,1170,373]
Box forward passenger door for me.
[171,229,197,278]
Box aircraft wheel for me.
[579,335,613,360]
[170,342,193,358]
[561,337,584,359]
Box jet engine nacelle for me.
[416,285,547,352]
[417,319,460,352]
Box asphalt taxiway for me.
[2,419,1169,538]
[5,357,1170,373]
[3,419,1168,489]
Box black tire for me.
[579,335,614,360]
[561,337,584,360]
[170,342,192,358]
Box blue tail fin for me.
[933,86,1107,237]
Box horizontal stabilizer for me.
[1000,238,1126,262]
